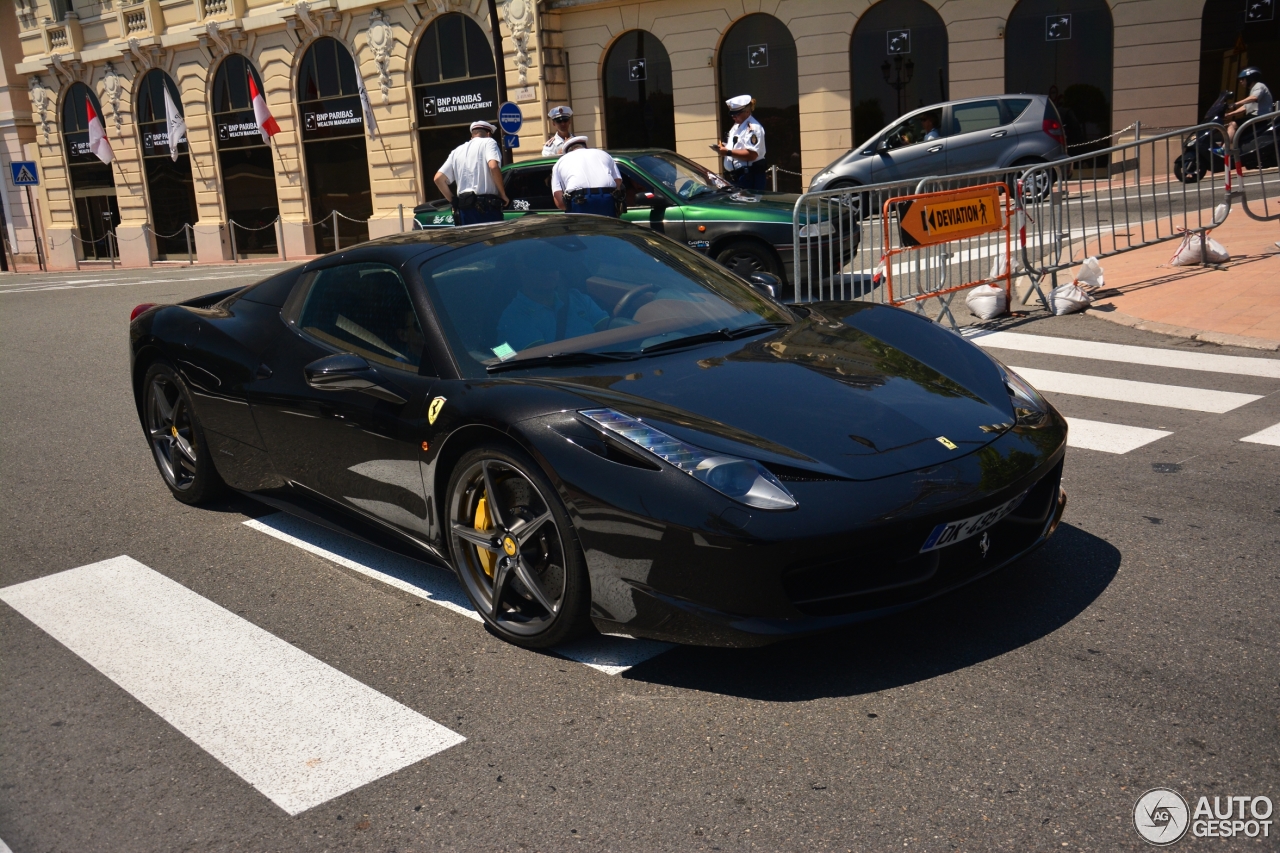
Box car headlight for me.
[798,221,834,238]
[580,408,798,510]
[995,362,1050,428]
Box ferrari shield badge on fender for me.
[936,436,958,450]
[428,396,446,425]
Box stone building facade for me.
[1,0,1275,269]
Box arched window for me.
[413,13,498,202]
[1198,0,1278,121]
[717,14,800,191]
[211,55,278,256]
[849,0,949,148]
[297,37,371,251]
[603,30,675,150]
[1005,0,1113,157]
[135,69,198,259]
[61,82,118,260]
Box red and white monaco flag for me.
[85,96,114,165]
[248,73,280,144]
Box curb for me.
[1089,304,1280,352]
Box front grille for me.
[783,458,1063,617]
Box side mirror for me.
[642,191,669,209]
[876,137,891,153]
[746,272,781,300]
[304,353,406,404]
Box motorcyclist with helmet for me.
[1225,67,1274,143]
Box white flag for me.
[356,73,379,141]
[163,84,187,163]
[85,96,114,165]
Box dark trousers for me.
[728,161,768,191]
[453,193,505,226]
[567,189,620,217]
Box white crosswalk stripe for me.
[967,330,1280,454]
[0,556,465,815]
[1062,418,1172,454]
[970,330,1280,379]
[244,513,674,675]
[1240,422,1280,447]
[1009,366,1263,414]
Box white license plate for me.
[919,493,1026,553]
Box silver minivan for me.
[808,95,1068,193]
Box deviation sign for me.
[897,186,1003,247]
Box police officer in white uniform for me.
[717,95,767,191]
[433,120,509,225]
[542,105,574,156]
[552,136,623,217]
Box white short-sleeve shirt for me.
[438,137,502,195]
[551,148,622,194]
[542,133,571,157]
[723,115,766,171]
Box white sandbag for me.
[1169,231,1229,266]
[1050,282,1093,315]
[966,283,1007,320]
[1075,256,1104,288]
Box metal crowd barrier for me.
[1229,111,1280,221]
[793,123,1239,324]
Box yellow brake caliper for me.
[474,494,496,577]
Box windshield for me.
[630,153,729,200]
[419,230,793,376]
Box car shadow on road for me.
[622,522,1119,700]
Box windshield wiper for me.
[640,322,788,355]
[486,350,637,373]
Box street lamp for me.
[881,55,915,120]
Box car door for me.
[503,165,558,217]
[869,109,947,183]
[945,99,1011,174]
[618,165,686,241]
[248,261,438,537]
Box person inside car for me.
[496,266,610,352]
[922,113,940,141]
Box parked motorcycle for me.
[1175,91,1231,183]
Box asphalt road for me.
[2,260,1278,852]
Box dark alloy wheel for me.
[446,445,591,648]
[142,362,224,504]
[715,239,780,278]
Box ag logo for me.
[421,96,437,117]
[304,113,317,131]
[428,396,446,425]
[1134,788,1189,845]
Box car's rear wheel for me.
[1011,159,1054,202]
[142,362,224,505]
[716,239,780,278]
[446,445,591,648]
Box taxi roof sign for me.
[10,161,39,186]
[896,186,1003,247]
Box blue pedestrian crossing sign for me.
[498,102,523,134]
[504,134,520,149]
[10,161,39,186]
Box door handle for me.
[928,145,943,153]
[990,130,1007,138]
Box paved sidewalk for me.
[1082,212,1280,350]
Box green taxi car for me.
[414,149,852,291]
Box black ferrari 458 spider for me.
[130,216,1067,649]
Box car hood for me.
[683,190,800,220]
[521,302,1018,481]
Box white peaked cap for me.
[564,135,589,149]
[470,120,497,132]
[725,95,753,110]
[548,105,573,119]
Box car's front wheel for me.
[142,362,225,505]
[716,239,780,278]
[446,444,592,648]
